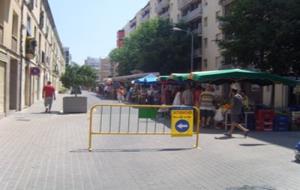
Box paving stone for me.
[0,92,299,190]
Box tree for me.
[60,64,97,95]
[219,0,300,75]
[109,18,192,75]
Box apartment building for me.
[0,0,65,118]
[119,0,203,71]
[85,57,101,81]
[0,0,22,118]
[179,0,202,70]
[21,0,65,109]
[63,47,71,65]
[122,0,181,37]
[201,0,223,71]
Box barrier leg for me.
[88,109,94,152]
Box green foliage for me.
[109,18,191,75]
[219,0,300,75]
[60,64,97,90]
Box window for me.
[215,56,221,68]
[12,13,18,37]
[204,38,208,48]
[34,26,36,38]
[40,11,44,29]
[26,16,31,35]
[203,59,208,69]
[216,10,221,19]
[204,17,208,27]
[216,33,222,41]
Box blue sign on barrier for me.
[175,120,190,132]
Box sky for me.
[48,0,149,64]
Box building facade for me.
[99,58,112,81]
[0,0,23,118]
[0,0,65,118]
[63,47,71,65]
[116,0,292,108]
[84,57,101,81]
[120,0,203,71]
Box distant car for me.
[71,86,82,95]
[295,141,300,162]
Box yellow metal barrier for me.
[88,104,200,151]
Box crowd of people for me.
[97,82,249,131]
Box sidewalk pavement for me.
[0,92,299,190]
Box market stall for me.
[190,69,299,131]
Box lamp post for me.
[173,27,194,72]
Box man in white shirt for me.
[182,85,193,106]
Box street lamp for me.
[173,27,194,72]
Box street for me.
[0,92,299,190]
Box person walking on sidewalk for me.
[225,87,249,138]
[42,81,56,113]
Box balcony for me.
[194,48,202,58]
[156,0,169,13]
[0,24,3,45]
[11,35,18,53]
[159,10,170,19]
[219,0,234,6]
[180,0,200,10]
[192,24,202,36]
[182,6,202,23]
[25,0,34,10]
[129,17,137,29]
[25,37,37,59]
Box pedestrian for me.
[200,85,215,128]
[42,81,56,113]
[172,87,184,106]
[117,86,125,102]
[193,85,202,108]
[225,87,249,137]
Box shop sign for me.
[171,107,193,137]
[30,67,40,76]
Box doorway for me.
[9,59,18,110]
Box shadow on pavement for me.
[70,147,195,153]
[239,143,268,147]
[225,185,276,190]
[31,111,62,115]
[30,111,86,115]
[201,128,300,150]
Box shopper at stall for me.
[117,86,125,102]
[193,85,202,107]
[172,87,184,105]
[200,85,216,128]
[225,87,249,137]
[182,85,193,106]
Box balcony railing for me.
[158,9,170,19]
[11,35,18,53]
[0,24,3,45]
[180,0,201,10]
[182,6,202,22]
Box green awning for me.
[158,75,170,81]
[170,73,190,81]
[191,69,299,86]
